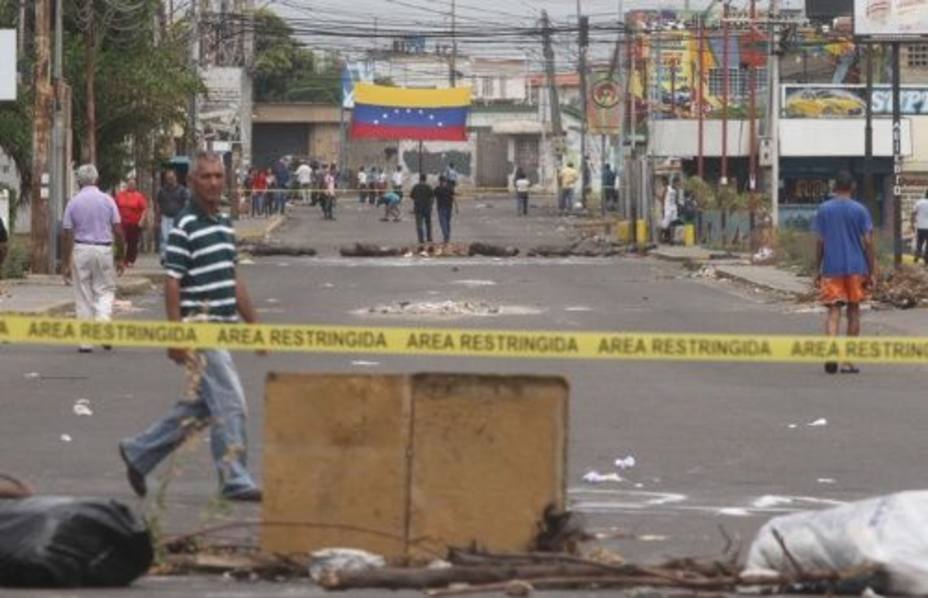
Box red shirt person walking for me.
[115,177,148,266]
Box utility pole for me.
[721,0,729,186]
[748,0,757,192]
[82,0,97,164]
[578,4,590,207]
[768,0,780,225]
[864,43,876,222]
[892,41,902,268]
[189,0,200,150]
[17,0,25,60]
[31,0,52,273]
[541,11,563,154]
[241,0,255,170]
[697,16,705,178]
[50,0,64,274]
[450,0,457,86]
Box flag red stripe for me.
[351,122,467,141]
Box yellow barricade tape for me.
[2,315,928,364]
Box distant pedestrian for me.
[911,190,928,263]
[0,213,8,276]
[435,175,456,244]
[377,168,388,203]
[368,166,378,205]
[558,162,579,214]
[61,164,125,353]
[659,176,680,244]
[115,177,148,267]
[322,164,337,220]
[251,168,268,217]
[813,170,875,375]
[264,168,276,217]
[411,173,434,244]
[357,166,368,203]
[118,150,263,503]
[274,158,290,214]
[295,161,313,203]
[514,167,530,216]
[380,190,402,222]
[392,165,405,199]
[156,170,190,264]
[602,164,617,211]
[444,162,459,192]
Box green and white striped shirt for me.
[164,200,239,322]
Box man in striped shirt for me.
[119,151,263,502]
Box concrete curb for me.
[0,276,153,316]
[238,214,287,242]
[713,266,813,298]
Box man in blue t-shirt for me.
[812,170,875,374]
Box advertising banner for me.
[854,0,928,38]
[783,84,928,117]
[587,73,621,135]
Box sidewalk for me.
[0,214,285,316]
[650,245,814,297]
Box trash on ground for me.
[745,490,928,595]
[873,266,928,309]
[718,507,751,517]
[818,478,837,484]
[807,418,828,427]
[359,300,541,318]
[614,456,636,469]
[308,548,386,583]
[112,299,145,314]
[690,265,718,279]
[24,372,40,380]
[59,434,72,443]
[350,360,380,367]
[0,496,153,587]
[238,258,255,265]
[266,298,279,304]
[528,238,625,258]
[72,399,93,417]
[582,471,623,484]
[452,279,497,287]
[238,242,317,257]
[564,306,592,312]
[752,247,776,265]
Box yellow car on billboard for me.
[785,88,866,117]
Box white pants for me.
[73,244,116,328]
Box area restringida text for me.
[2,315,928,363]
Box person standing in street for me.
[444,162,459,193]
[602,164,617,211]
[273,158,290,215]
[392,165,405,199]
[115,177,148,267]
[118,151,263,503]
[156,170,190,264]
[558,162,579,215]
[514,167,530,216]
[295,161,313,203]
[357,166,368,203]
[322,164,337,220]
[411,173,434,244]
[911,190,928,263]
[61,164,125,353]
[813,171,876,375]
[0,213,8,277]
[435,175,457,244]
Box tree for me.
[253,9,340,103]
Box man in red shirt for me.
[115,177,148,266]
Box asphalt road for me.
[2,196,928,596]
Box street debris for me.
[24,372,40,380]
[807,418,828,427]
[308,548,386,583]
[453,279,497,287]
[469,242,519,257]
[72,399,93,417]
[112,299,145,314]
[0,495,153,588]
[528,238,625,258]
[582,471,623,484]
[873,266,928,309]
[614,456,637,470]
[59,434,72,443]
[745,491,928,595]
[359,300,541,318]
[818,478,837,484]
[564,306,592,312]
[340,242,405,257]
[690,264,719,279]
[752,247,776,265]
[238,258,256,265]
[350,360,380,367]
[239,242,317,257]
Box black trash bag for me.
[0,496,153,588]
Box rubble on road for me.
[469,242,519,257]
[340,242,405,257]
[238,242,317,257]
[873,266,928,309]
[359,300,542,318]
[528,238,627,258]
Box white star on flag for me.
[374,119,380,125]
[428,114,435,120]
[406,108,411,113]
[382,112,388,118]
[437,122,444,127]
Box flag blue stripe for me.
[354,104,468,127]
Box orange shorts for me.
[820,275,869,305]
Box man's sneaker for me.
[118,442,147,498]
[223,488,262,502]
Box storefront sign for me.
[783,84,928,117]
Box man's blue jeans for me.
[437,206,453,243]
[120,350,258,497]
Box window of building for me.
[907,45,928,68]
[498,76,507,99]
[707,67,767,99]
[481,76,494,97]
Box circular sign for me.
[592,79,620,109]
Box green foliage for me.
[715,184,747,211]
[683,176,715,208]
[1,240,30,279]
[776,229,817,276]
[253,9,341,103]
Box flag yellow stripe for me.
[354,83,472,108]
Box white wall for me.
[779,119,912,157]
[649,120,753,158]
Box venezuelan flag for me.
[350,83,472,141]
